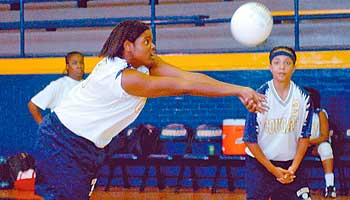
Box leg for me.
[321,159,334,174]
[34,114,100,200]
[280,162,311,200]
[317,142,336,197]
[271,186,311,200]
[245,156,275,200]
[318,143,335,182]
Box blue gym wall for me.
[1,68,349,156]
[1,68,349,189]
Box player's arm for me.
[288,137,309,174]
[28,80,58,124]
[122,69,242,97]
[245,143,281,174]
[27,101,43,124]
[147,55,267,112]
[245,142,292,183]
[289,99,313,174]
[243,111,292,184]
[309,111,329,145]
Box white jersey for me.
[243,80,312,161]
[31,76,81,111]
[54,57,148,148]
[310,108,328,140]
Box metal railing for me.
[0,0,87,8]
[1,0,350,57]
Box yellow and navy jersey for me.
[243,80,313,161]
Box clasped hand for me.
[275,167,296,184]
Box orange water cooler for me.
[222,119,246,155]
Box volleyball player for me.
[34,20,267,199]
[28,51,85,124]
[243,46,313,200]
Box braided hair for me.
[65,51,84,64]
[99,20,149,59]
[304,87,321,109]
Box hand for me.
[238,87,268,113]
[311,146,318,156]
[287,166,297,177]
[274,167,295,184]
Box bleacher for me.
[0,0,350,56]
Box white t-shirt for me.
[310,108,328,139]
[31,76,81,111]
[54,57,148,148]
[243,80,313,161]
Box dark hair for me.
[65,51,84,64]
[304,87,321,109]
[99,20,150,59]
[269,46,297,64]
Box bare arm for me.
[245,142,291,183]
[288,137,310,174]
[309,111,329,145]
[129,55,267,112]
[27,101,43,124]
[122,69,243,97]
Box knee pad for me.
[296,187,311,200]
[317,142,334,161]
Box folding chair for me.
[105,124,163,191]
[212,119,246,193]
[188,124,222,192]
[140,123,192,192]
[104,128,137,191]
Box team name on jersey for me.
[262,100,300,134]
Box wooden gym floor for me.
[0,187,349,200]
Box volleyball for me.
[230,2,273,46]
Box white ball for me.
[230,2,273,47]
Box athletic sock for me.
[325,173,334,187]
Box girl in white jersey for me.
[34,20,267,199]
[243,46,313,200]
[27,51,85,124]
[304,87,336,198]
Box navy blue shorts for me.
[245,156,310,200]
[34,113,110,200]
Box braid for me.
[304,87,321,109]
[65,51,84,64]
[99,20,149,59]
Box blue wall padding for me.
[1,69,349,189]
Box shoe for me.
[324,186,336,198]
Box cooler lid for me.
[223,119,246,126]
